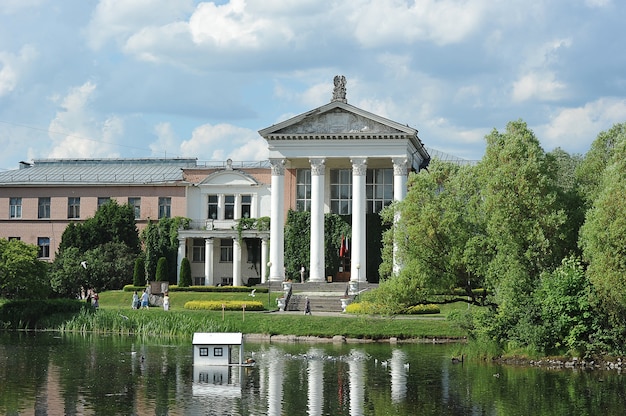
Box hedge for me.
[123,285,267,293]
[184,300,265,311]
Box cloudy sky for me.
[0,0,624,170]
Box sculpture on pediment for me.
[332,75,347,103]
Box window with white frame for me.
[128,197,141,219]
[295,169,311,212]
[330,169,352,215]
[9,197,22,219]
[68,197,80,219]
[366,168,394,213]
[38,237,50,258]
[224,195,235,219]
[192,239,206,262]
[207,195,218,219]
[38,197,51,219]
[158,197,171,219]
[220,239,233,262]
[241,195,251,218]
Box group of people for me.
[85,289,99,309]
[132,289,169,310]
[132,289,151,309]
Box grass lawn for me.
[87,290,469,340]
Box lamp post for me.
[267,261,272,309]
[356,263,361,294]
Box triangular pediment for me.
[259,101,417,137]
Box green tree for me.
[580,136,626,325]
[59,200,140,254]
[576,122,626,207]
[133,256,146,287]
[179,257,192,287]
[0,239,49,299]
[141,217,189,284]
[156,257,168,282]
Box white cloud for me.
[537,98,626,153]
[44,82,123,160]
[348,0,486,47]
[0,45,37,96]
[585,0,611,7]
[512,72,566,102]
[180,123,266,161]
[87,0,194,49]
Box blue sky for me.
[1,0,625,170]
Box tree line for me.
[371,120,626,357]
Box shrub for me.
[156,257,168,282]
[179,257,192,287]
[184,300,265,311]
[133,257,145,287]
[406,304,440,314]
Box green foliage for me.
[179,257,192,287]
[184,300,265,311]
[359,273,430,315]
[156,257,168,282]
[580,134,626,324]
[141,217,189,283]
[133,256,145,287]
[284,210,310,280]
[324,213,351,278]
[0,239,49,299]
[59,200,140,254]
[0,298,86,329]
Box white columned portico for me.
[269,159,285,282]
[392,157,409,275]
[204,238,214,286]
[233,237,242,286]
[176,237,186,284]
[261,237,268,283]
[309,158,326,282]
[350,158,367,283]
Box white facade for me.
[259,82,429,283]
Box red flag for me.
[339,235,346,257]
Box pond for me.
[1,332,625,415]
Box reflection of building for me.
[0,77,430,283]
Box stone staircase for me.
[274,281,377,313]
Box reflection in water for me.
[390,349,408,403]
[2,333,626,415]
[348,350,366,416]
[307,348,323,416]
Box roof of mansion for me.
[0,158,197,186]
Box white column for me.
[309,158,326,282]
[268,348,285,416]
[261,237,268,283]
[350,158,367,283]
[176,237,186,284]
[204,238,213,286]
[218,194,225,220]
[234,194,242,219]
[269,159,285,282]
[392,157,409,275]
[233,237,242,286]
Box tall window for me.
[208,195,218,219]
[9,197,22,219]
[38,237,50,258]
[220,239,233,262]
[366,168,393,213]
[68,197,80,219]
[295,169,311,212]
[330,169,352,215]
[192,238,206,262]
[158,197,171,219]
[241,195,251,218]
[128,197,141,219]
[224,195,235,219]
[38,197,51,219]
